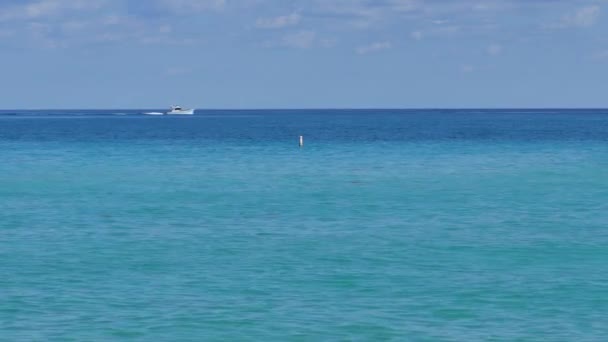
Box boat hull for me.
[166,109,195,115]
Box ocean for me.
[1,109,607,340]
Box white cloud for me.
[1,0,604,52]
[256,13,300,29]
[311,0,419,29]
[282,30,316,49]
[356,41,391,54]
[155,0,225,13]
[0,1,206,48]
[561,5,600,28]
[0,0,106,21]
[23,1,60,18]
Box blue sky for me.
[1,0,607,108]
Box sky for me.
[1,0,608,109]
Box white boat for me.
[166,105,195,115]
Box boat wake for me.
[143,112,164,115]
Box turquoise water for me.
[2,110,608,340]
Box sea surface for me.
[1,109,608,340]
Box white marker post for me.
[299,135,304,147]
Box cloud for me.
[282,30,316,48]
[356,41,391,54]
[310,0,419,29]
[1,0,605,52]
[154,0,225,14]
[124,0,225,18]
[561,5,600,28]
[0,1,212,48]
[0,0,106,22]
[256,12,300,29]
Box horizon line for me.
[2,107,608,111]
